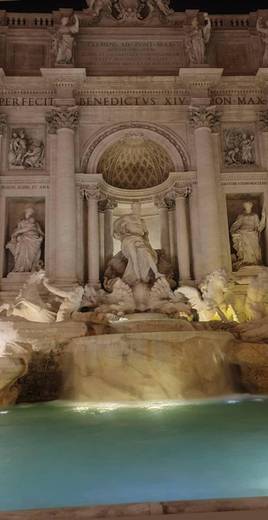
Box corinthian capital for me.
[80,185,102,201]
[0,114,7,135]
[189,105,220,131]
[46,106,79,133]
[259,110,268,132]
[154,194,169,210]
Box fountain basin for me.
[1,398,268,513]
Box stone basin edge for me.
[1,497,268,519]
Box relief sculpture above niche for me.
[8,128,45,170]
[223,128,256,168]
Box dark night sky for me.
[0,0,266,14]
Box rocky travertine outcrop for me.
[227,340,268,393]
[62,331,236,402]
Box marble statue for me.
[177,269,238,322]
[0,271,56,323]
[86,0,113,19]
[9,129,27,167]
[0,321,32,405]
[203,13,211,47]
[52,14,79,65]
[185,14,211,65]
[94,211,192,318]
[140,0,173,19]
[224,129,255,167]
[42,277,84,321]
[6,207,44,273]
[257,17,268,67]
[113,213,163,287]
[230,201,266,270]
[86,0,173,21]
[8,129,44,169]
[244,270,268,321]
[23,138,45,169]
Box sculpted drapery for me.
[6,208,44,273]
[230,202,266,269]
[113,213,162,286]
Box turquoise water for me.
[0,397,268,511]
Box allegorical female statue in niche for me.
[6,207,44,273]
[230,201,266,270]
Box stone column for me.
[0,115,7,279]
[260,110,268,170]
[189,105,222,275]
[155,195,171,259]
[98,206,105,274]
[259,109,268,262]
[82,186,101,288]
[104,198,117,266]
[46,107,79,284]
[0,115,7,174]
[173,187,191,282]
[167,199,177,269]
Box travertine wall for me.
[0,9,268,294]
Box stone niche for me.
[4,198,45,277]
[226,193,265,269]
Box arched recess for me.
[81,121,190,175]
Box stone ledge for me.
[1,497,268,519]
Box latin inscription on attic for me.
[77,39,185,73]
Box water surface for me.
[0,397,268,511]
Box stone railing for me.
[210,15,250,28]
[0,10,261,30]
[0,11,54,28]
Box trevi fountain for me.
[1,0,268,517]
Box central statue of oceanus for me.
[113,213,163,286]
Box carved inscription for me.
[0,97,54,107]
[211,95,265,105]
[79,95,189,106]
[77,39,185,73]
[0,93,265,107]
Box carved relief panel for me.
[4,198,45,276]
[8,127,45,171]
[222,127,257,169]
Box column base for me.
[53,278,80,290]
[87,280,101,289]
[178,278,194,287]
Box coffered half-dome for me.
[97,133,174,189]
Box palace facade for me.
[1,5,268,298]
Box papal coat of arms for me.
[85,0,174,23]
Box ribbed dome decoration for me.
[98,133,174,189]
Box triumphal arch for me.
[0,2,268,299]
